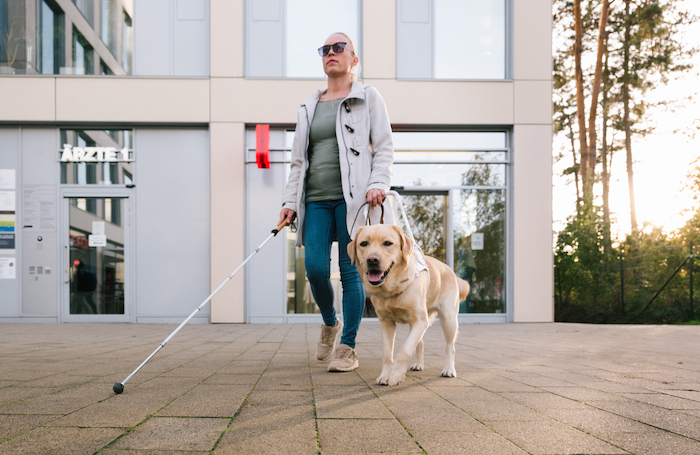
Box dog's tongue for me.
[368,271,384,282]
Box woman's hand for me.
[366,189,385,210]
[279,208,297,226]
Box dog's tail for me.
[456,278,470,302]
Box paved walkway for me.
[1,322,699,454]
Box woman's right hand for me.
[279,208,297,226]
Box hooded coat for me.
[282,82,394,247]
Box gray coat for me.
[282,82,394,247]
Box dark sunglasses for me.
[318,42,347,57]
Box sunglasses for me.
[318,42,347,57]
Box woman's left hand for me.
[367,189,385,210]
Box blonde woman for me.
[279,33,394,372]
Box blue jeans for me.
[304,200,365,348]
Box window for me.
[397,0,507,79]
[246,0,361,78]
[3,0,132,75]
[392,132,508,314]
[122,11,132,74]
[38,0,64,75]
[72,27,94,74]
[101,0,117,55]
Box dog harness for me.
[413,244,429,279]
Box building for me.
[0,0,553,324]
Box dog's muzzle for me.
[366,257,393,286]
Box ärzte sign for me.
[59,144,134,162]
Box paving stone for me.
[157,384,250,417]
[229,403,316,432]
[488,418,630,454]
[543,407,652,434]
[102,450,209,454]
[412,430,529,455]
[257,370,311,390]
[541,386,629,402]
[0,386,62,407]
[589,399,700,440]
[620,392,700,410]
[499,391,591,410]
[214,428,317,454]
[0,426,122,454]
[245,389,313,408]
[111,417,229,451]
[314,386,394,419]
[318,419,420,453]
[203,373,261,385]
[598,428,700,455]
[0,414,61,443]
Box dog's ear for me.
[347,239,356,265]
[392,225,414,266]
[348,227,363,265]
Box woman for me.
[279,32,394,372]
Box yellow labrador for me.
[348,225,470,386]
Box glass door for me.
[62,195,131,322]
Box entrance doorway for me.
[61,193,132,322]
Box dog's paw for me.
[387,371,406,386]
[440,367,457,378]
[409,363,424,371]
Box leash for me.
[350,200,385,235]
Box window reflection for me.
[69,198,125,315]
[0,0,132,75]
[454,190,506,313]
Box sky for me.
[552,1,700,239]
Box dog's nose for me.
[367,255,380,266]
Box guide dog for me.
[348,225,470,386]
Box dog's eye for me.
[359,241,369,247]
[383,241,393,247]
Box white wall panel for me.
[135,129,210,321]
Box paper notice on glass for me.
[471,233,484,251]
[23,185,56,229]
[92,221,105,235]
[89,235,107,247]
[0,191,15,211]
[0,257,16,279]
[0,170,15,190]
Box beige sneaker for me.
[317,320,343,361]
[327,344,359,372]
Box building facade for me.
[0,0,553,324]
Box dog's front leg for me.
[376,318,397,385]
[387,318,429,386]
[410,338,424,371]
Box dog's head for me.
[348,225,414,287]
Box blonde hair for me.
[331,32,361,81]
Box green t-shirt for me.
[305,98,344,203]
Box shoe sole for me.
[327,359,359,372]
[317,323,343,361]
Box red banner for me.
[255,124,270,169]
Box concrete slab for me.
[487,419,630,454]
[318,419,421,453]
[214,428,317,454]
[110,417,229,451]
[0,427,123,454]
[412,430,530,455]
[157,384,251,417]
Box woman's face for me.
[321,33,358,79]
